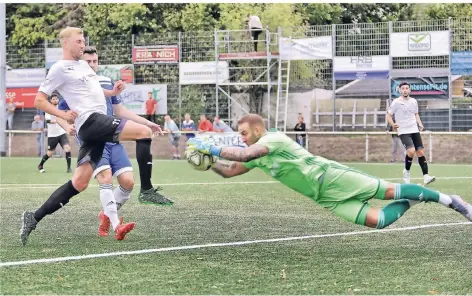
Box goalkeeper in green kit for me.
[187,114,472,228]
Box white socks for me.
[114,185,132,211]
[438,193,453,207]
[99,184,120,231]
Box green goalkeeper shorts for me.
[317,164,389,225]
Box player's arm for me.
[415,113,424,131]
[112,104,154,127]
[103,80,124,97]
[45,113,56,124]
[56,117,76,136]
[218,145,269,162]
[212,160,251,178]
[413,100,424,131]
[35,92,74,121]
[56,100,76,135]
[386,102,398,128]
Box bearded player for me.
[187,114,472,229]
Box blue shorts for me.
[92,143,133,178]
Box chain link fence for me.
[5,17,472,132]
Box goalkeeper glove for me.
[187,138,222,157]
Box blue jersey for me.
[181,120,196,138]
[58,75,121,145]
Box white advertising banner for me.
[197,132,246,148]
[279,36,333,60]
[179,61,229,85]
[46,48,63,69]
[6,68,46,87]
[119,84,167,115]
[333,55,390,80]
[390,31,450,57]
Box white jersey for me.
[387,96,419,135]
[248,15,263,29]
[45,112,66,138]
[38,60,107,132]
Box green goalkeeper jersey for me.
[242,132,337,200]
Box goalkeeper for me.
[187,114,472,228]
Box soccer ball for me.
[185,149,217,171]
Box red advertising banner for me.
[132,45,179,64]
[6,87,38,108]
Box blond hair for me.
[59,27,84,44]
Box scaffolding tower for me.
[214,28,289,129]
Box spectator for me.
[198,114,214,132]
[181,113,196,139]
[5,97,16,130]
[294,115,306,147]
[164,114,181,160]
[247,14,263,51]
[145,92,157,123]
[213,116,233,133]
[31,115,45,157]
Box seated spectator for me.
[181,113,196,139]
[198,114,214,132]
[213,116,233,133]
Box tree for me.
[423,4,472,19]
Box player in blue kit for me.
[56,46,169,240]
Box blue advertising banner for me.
[451,51,472,75]
[391,76,449,100]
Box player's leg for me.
[117,120,173,205]
[116,172,134,212]
[20,141,104,246]
[95,168,118,236]
[411,133,435,185]
[59,134,72,173]
[38,137,58,172]
[320,165,471,230]
[399,134,416,184]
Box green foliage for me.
[423,4,472,19]
[303,3,343,25]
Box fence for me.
[5,17,472,131]
[5,129,472,164]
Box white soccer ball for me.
[185,149,217,171]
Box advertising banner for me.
[132,45,179,64]
[197,132,246,148]
[6,68,46,88]
[451,51,472,75]
[45,48,63,69]
[390,31,450,57]
[279,36,333,60]
[119,84,167,115]
[5,87,39,108]
[391,76,449,100]
[334,55,389,80]
[179,61,229,85]
[97,64,134,84]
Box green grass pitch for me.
[1,157,471,294]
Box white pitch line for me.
[1,222,470,268]
[1,177,472,190]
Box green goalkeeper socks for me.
[394,183,452,205]
[377,200,413,229]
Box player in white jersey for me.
[20,27,172,246]
[37,94,72,173]
[386,82,435,185]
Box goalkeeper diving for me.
[187,114,472,228]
